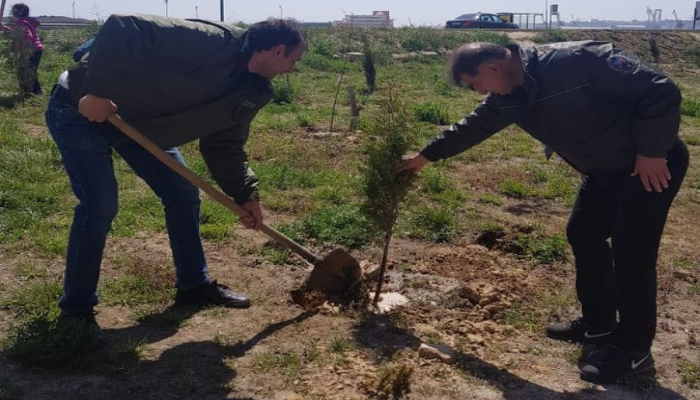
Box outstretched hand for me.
[631,154,671,193]
[397,153,430,176]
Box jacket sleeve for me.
[199,123,259,205]
[580,42,681,158]
[420,99,513,162]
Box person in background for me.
[1,3,44,95]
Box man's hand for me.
[397,153,430,176]
[631,154,671,193]
[78,94,118,122]
[240,200,263,230]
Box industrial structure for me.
[335,11,393,28]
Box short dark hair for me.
[450,42,509,85]
[247,19,305,55]
[11,3,30,18]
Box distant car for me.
[445,13,519,29]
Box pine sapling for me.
[360,81,418,307]
[362,33,376,95]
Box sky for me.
[13,0,700,26]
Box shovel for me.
[107,114,362,298]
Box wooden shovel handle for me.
[107,114,320,265]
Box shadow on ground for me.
[351,311,690,399]
[0,307,319,399]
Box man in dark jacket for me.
[399,41,689,382]
[45,14,305,349]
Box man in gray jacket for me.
[399,41,689,382]
[46,14,305,349]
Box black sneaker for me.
[175,280,251,309]
[579,345,654,383]
[546,317,614,344]
[56,311,106,351]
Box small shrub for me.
[296,113,315,128]
[272,78,294,104]
[528,233,568,264]
[408,205,457,243]
[412,102,449,125]
[329,337,353,354]
[362,34,376,94]
[648,36,660,64]
[419,166,452,195]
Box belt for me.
[51,84,78,108]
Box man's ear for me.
[482,62,501,74]
[272,44,287,57]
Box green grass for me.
[531,30,570,44]
[412,102,450,125]
[282,204,374,248]
[0,280,63,320]
[681,99,700,118]
[680,359,700,388]
[405,204,458,243]
[499,179,537,198]
[499,301,543,333]
[252,348,307,381]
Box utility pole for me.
[72,1,75,19]
[279,5,283,19]
[164,0,168,17]
[195,6,198,19]
[220,0,224,22]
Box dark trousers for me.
[19,48,42,95]
[567,139,689,352]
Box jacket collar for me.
[510,43,539,104]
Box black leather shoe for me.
[56,311,106,351]
[175,280,251,309]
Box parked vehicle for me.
[445,13,519,29]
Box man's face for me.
[264,43,306,78]
[460,63,513,96]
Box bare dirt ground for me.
[1,154,698,400]
[0,30,698,400]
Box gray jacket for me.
[68,14,272,204]
[421,41,681,175]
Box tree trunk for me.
[373,229,394,306]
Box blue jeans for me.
[45,94,211,314]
